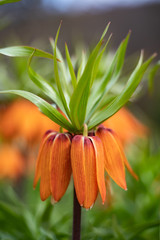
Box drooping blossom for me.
[34,125,137,209]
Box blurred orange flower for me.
[0,99,60,180]
[103,107,148,146]
[0,144,25,180]
[0,99,60,142]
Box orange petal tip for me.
[51,197,58,205]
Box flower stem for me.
[83,124,88,137]
[72,187,81,240]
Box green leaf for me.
[0,46,53,59]
[88,52,156,130]
[50,39,72,97]
[0,90,74,132]
[128,221,160,240]
[52,23,72,122]
[0,0,21,4]
[86,32,130,119]
[65,43,77,89]
[90,33,112,87]
[77,51,87,82]
[148,60,160,94]
[28,52,66,114]
[69,23,111,129]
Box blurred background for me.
[0,1,160,239]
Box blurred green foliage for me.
[0,137,159,240]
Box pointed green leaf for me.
[87,32,130,119]
[0,46,53,59]
[0,0,21,4]
[52,23,72,122]
[0,90,74,132]
[77,51,87,82]
[65,43,77,89]
[70,23,111,129]
[90,33,112,87]
[88,52,156,130]
[50,38,72,96]
[148,60,160,94]
[28,53,66,114]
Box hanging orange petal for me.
[90,136,106,204]
[40,135,55,201]
[33,130,56,188]
[50,133,72,202]
[96,127,127,190]
[105,175,112,207]
[71,135,86,206]
[112,133,138,180]
[83,137,98,209]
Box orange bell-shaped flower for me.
[33,130,72,202]
[71,135,106,209]
[96,126,127,190]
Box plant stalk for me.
[72,187,81,240]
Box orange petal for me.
[90,136,106,204]
[40,135,55,201]
[105,175,112,207]
[83,137,98,209]
[33,130,56,188]
[96,127,127,190]
[71,135,86,206]
[113,134,138,180]
[50,133,72,202]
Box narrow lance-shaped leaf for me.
[28,51,66,114]
[77,51,87,82]
[0,0,21,5]
[0,90,74,132]
[86,32,130,120]
[52,22,72,122]
[88,51,156,130]
[50,38,72,96]
[90,33,112,87]
[70,22,111,130]
[148,60,160,94]
[0,46,54,59]
[65,43,77,89]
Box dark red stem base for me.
[72,187,81,240]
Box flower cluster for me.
[0,23,156,209]
[34,124,134,209]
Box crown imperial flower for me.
[33,130,72,202]
[0,23,156,211]
[71,134,106,209]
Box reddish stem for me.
[72,187,81,240]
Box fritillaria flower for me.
[0,22,156,239]
[33,124,138,209]
[71,134,106,209]
[33,130,72,202]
